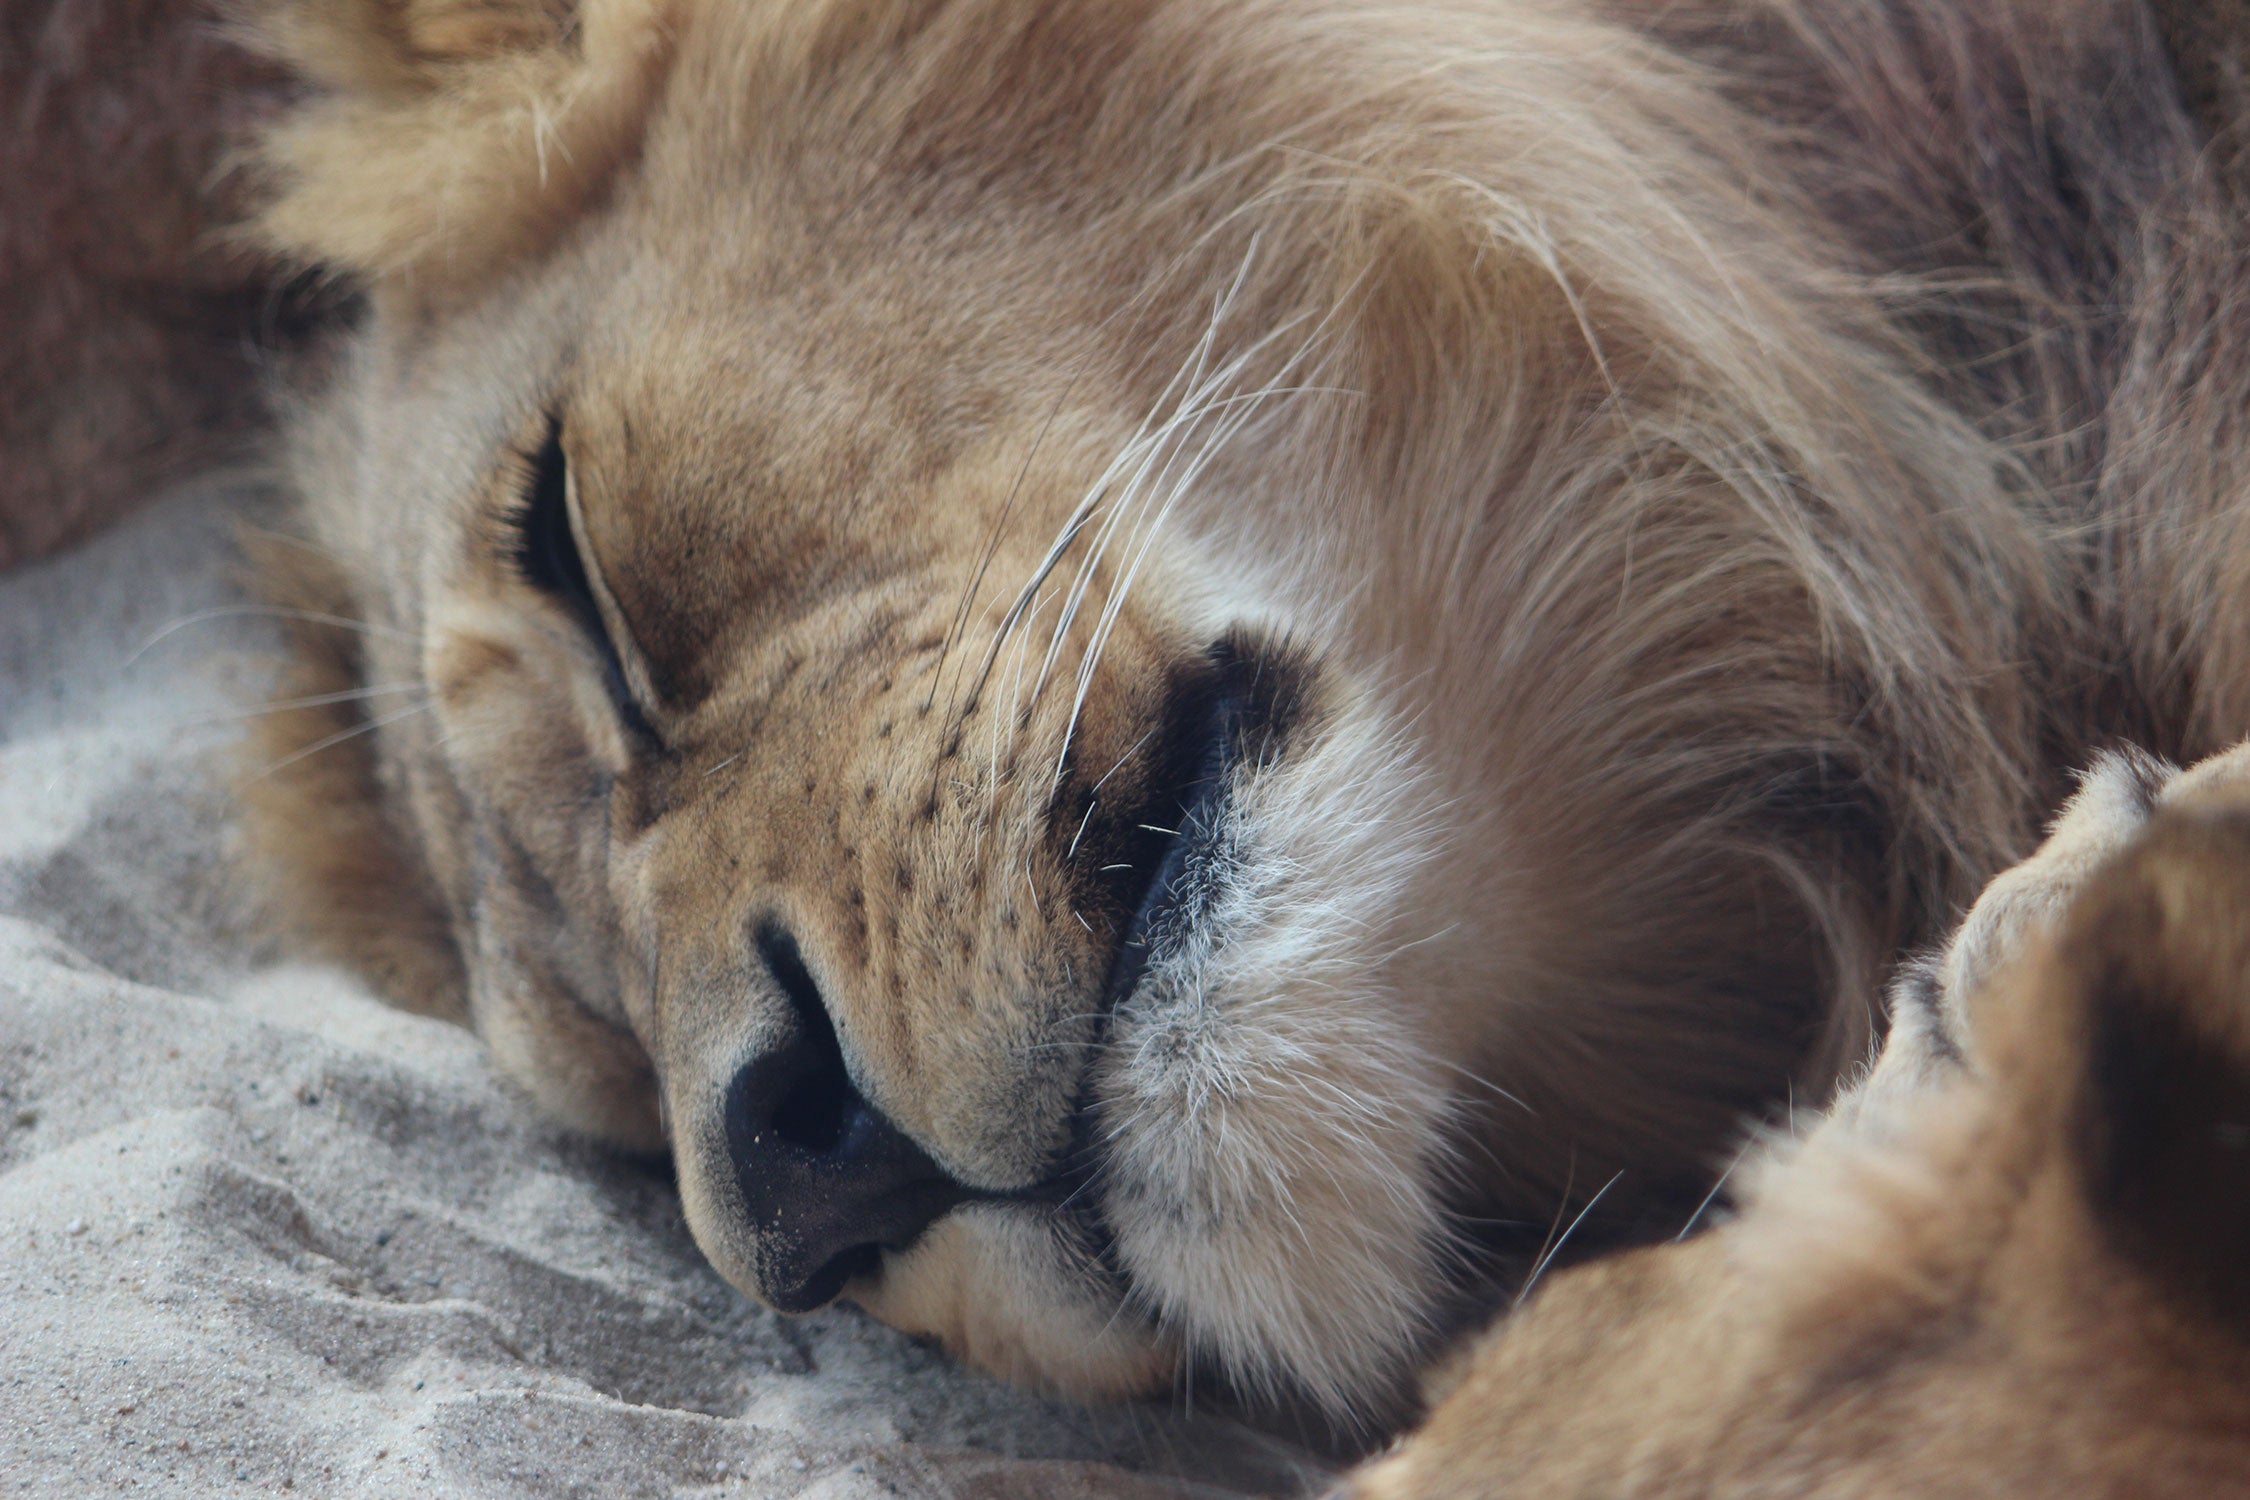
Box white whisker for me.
[248,701,434,781]
[126,605,413,667]
[174,682,426,730]
[1517,1170,1623,1307]
[1673,1150,1747,1242]
[1048,310,1334,798]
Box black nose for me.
[724,925,966,1312]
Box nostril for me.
[756,923,857,1156]
[771,1070,855,1156]
[727,922,970,1312]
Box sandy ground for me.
[0,482,1328,1499]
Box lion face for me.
[246,0,2042,1420]
[277,57,1457,1405]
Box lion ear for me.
[243,0,674,290]
[2043,808,2250,1334]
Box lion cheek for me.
[473,977,664,1150]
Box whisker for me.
[1516,1170,1624,1307]
[1673,1150,1747,1242]
[125,605,413,667]
[928,260,1192,726]
[1064,728,1157,862]
[926,389,1065,716]
[248,701,434,781]
[1431,1055,1533,1115]
[982,582,1061,834]
[1029,258,1259,713]
[173,681,426,730]
[1050,319,1329,796]
[954,499,1099,756]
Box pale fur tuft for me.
[1098,706,1456,1417]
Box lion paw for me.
[1887,743,2250,1081]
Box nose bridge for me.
[706,659,1094,1182]
[633,683,960,1121]
[655,518,1203,1156]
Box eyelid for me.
[512,414,660,746]
[565,459,664,746]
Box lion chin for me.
[219,0,2250,1451]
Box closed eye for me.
[510,413,658,744]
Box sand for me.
[0,480,1327,1499]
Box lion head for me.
[240,0,2044,1421]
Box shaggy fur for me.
[1343,4,2250,1477]
[1642,0,2250,766]
[1349,743,2250,1496]
[230,0,2071,1422]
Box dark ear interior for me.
[2062,808,2250,1333]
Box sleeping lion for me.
[233,0,2051,1420]
[18,0,2249,1468]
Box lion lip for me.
[1042,765,1231,1285]
[1003,1157,1135,1304]
[1001,1006,1145,1301]
[999,647,1279,1307]
[1103,705,1242,1008]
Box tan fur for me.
[1352,745,2250,1495]
[213,0,2250,1431]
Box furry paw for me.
[1885,742,2250,1085]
